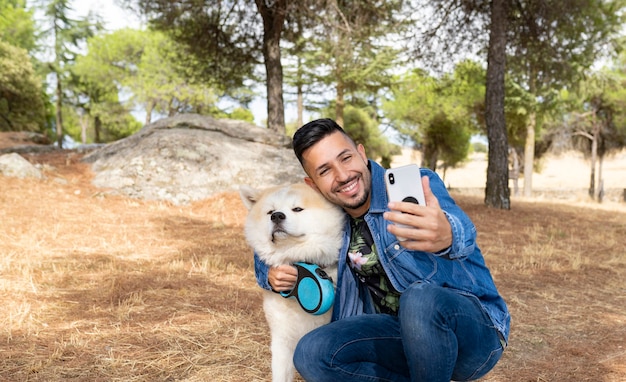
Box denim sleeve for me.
[254,252,273,290]
[423,169,477,260]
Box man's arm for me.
[384,170,477,259]
[254,252,298,292]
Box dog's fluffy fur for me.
[240,183,344,382]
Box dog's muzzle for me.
[271,211,286,223]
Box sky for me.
[72,0,142,32]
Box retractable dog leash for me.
[280,262,335,315]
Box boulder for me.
[83,114,306,205]
[0,152,43,179]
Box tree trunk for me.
[296,55,304,128]
[589,123,598,198]
[510,146,520,197]
[94,115,102,144]
[297,83,303,128]
[145,100,154,126]
[335,79,345,127]
[80,113,88,145]
[55,76,64,148]
[423,142,438,172]
[597,155,604,202]
[484,0,510,209]
[523,110,536,197]
[255,0,286,134]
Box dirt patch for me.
[0,150,625,381]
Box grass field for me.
[0,151,625,381]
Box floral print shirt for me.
[348,216,401,315]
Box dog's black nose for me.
[271,211,286,223]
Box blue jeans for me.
[293,284,505,381]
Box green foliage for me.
[472,141,487,153]
[274,0,408,126]
[228,107,254,123]
[503,78,535,149]
[342,105,400,168]
[69,29,138,142]
[95,105,142,141]
[538,64,626,166]
[70,28,236,141]
[128,0,259,92]
[382,68,436,145]
[603,53,626,144]
[0,0,37,52]
[73,28,144,86]
[131,30,220,116]
[38,0,103,146]
[62,104,141,144]
[285,119,299,138]
[572,69,626,155]
[422,112,470,170]
[42,0,102,67]
[0,41,46,131]
[506,0,626,182]
[508,0,626,93]
[383,61,483,170]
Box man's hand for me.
[268,264,298,292]
[384,176,452,253]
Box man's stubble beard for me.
[337,174,370,213]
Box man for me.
[254,119,510,381]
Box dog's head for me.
[239,183,344,266]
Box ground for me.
[0,145,625,381]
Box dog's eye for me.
[292,207,303,212]
[267,210,274,215]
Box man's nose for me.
[335,165,350,181]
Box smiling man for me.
[254,118,510,382]
[302,131,372,217]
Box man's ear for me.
[304,177,319,192]
[357,143,368,163]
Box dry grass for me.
[1,151,625,381]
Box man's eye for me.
[292,207,303,212]
[267,210,274,215]
[319,168,329,176]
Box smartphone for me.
[384,164,426,240]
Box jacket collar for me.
[367,159,389,215]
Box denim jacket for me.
[254,160,510,343]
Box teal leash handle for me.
[280,262,335,315]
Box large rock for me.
[83,114,306,204]
[0,153,43,179]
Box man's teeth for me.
[340,181,357,193]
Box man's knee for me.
[292,331,311,371]
[293,326,329,374]
[400,283,443,312]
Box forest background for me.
[2,0,626,207]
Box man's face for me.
[302,131,371,218]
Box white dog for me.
[240,183,345,382]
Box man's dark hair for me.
[293,118,350,165]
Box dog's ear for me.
[239,185,261,210]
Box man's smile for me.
[336,176,360,195]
